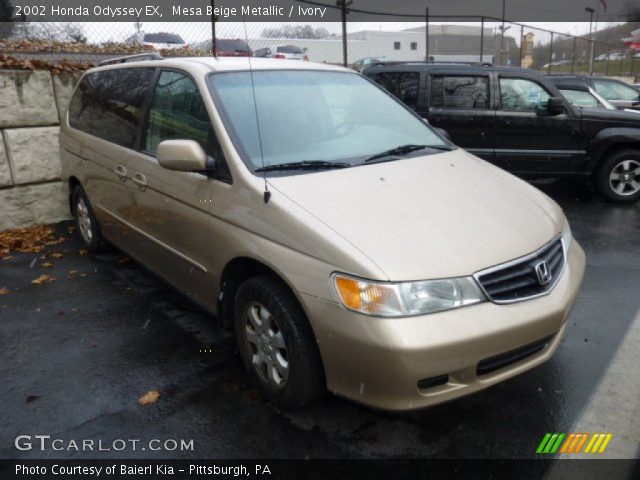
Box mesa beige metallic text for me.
[59,55,586,410]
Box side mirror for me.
[546,97,566,115]
[157,140,207,172]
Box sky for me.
[81,20,626,45]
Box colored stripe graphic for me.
[539,433,613,454]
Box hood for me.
[268,150,562,281]
[579,106,640,125]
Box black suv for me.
[363,63,640,203]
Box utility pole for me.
[211,0,217,57]
[586,6,595,74]
[425,7,430,62]
[500,0,506,66]
[337,0,352,67]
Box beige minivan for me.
[59,55,586,411]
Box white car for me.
[125,32,189,51]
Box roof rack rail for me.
[99,53,164,66]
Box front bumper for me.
[299,240,586,411]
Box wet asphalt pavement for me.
[1,178,639,461]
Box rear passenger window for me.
[69,68,154,148]
[374,72,420,109]
[430,76,489,109]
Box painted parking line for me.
[546,310,640,472]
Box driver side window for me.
[499,77,551,112]
[145,70,231,182]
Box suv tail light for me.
[275,53,286,59]
[303,55,309,61]
[143,43,154,50]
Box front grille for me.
[476,335,553,376]
[475,237,565,303]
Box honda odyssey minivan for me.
[59,55,585,411]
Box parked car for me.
[547,75,640,111]
[254,45,308,61]
[548,78,640,115]
[594,53,609,62]
[364,63,640,202]
[352,57,386,72]
[60,56,585,411]
[125,32,188,50]
[193,39,252,57]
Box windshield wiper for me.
[255,161,351,173]
[364,144,453,163]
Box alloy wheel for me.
[244,301,289,388]
[609,159,640,196]
[76,197,93,243]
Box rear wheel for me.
[234,274,324,409]
[72,186,109,253]
[595,150,640,203]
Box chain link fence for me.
[0,16,638,79]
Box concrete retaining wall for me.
[0,70,82,231]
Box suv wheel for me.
[233,274,325,409]
[72,186,109,253]
[595,151,640,203]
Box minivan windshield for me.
[208,70,447,172]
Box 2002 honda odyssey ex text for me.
[59,56,586,411]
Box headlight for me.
[561,219,573,250]
[332,273,486,317]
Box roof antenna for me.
[242,18,271,204]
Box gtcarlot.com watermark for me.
[15,435,194,452]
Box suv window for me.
[499,77,551,111]
[430,75,489,109]
[374,72,420,109]
[592,79,640,101]
[69,68,154,148]
[559,89,599,108]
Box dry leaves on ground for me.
[0,287,10,295]
[41,262,54,268]
[78,249,88,256]
[50,252,65,259]
[137,390,161,406]
[31,274,55,285]
[0,225,68,257]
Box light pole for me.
[586,6,595,74]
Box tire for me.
[234,274,325,409]
[594,150,640,203]
[72,185,110,253]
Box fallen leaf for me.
[41,262,54,268]
[31,274,54,285]
[138,390,161,406]
[2,256,13,260]
[78,249,88,256]
[0,225,67,255]
[79,273,87,277]
[69,270,78,274]
[50,252,64,259]
[0,287,10,295]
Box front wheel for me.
[234,274,325,409]
[594,150,640,203]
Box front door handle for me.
[133,172,147,190]
[114,165,127,181]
